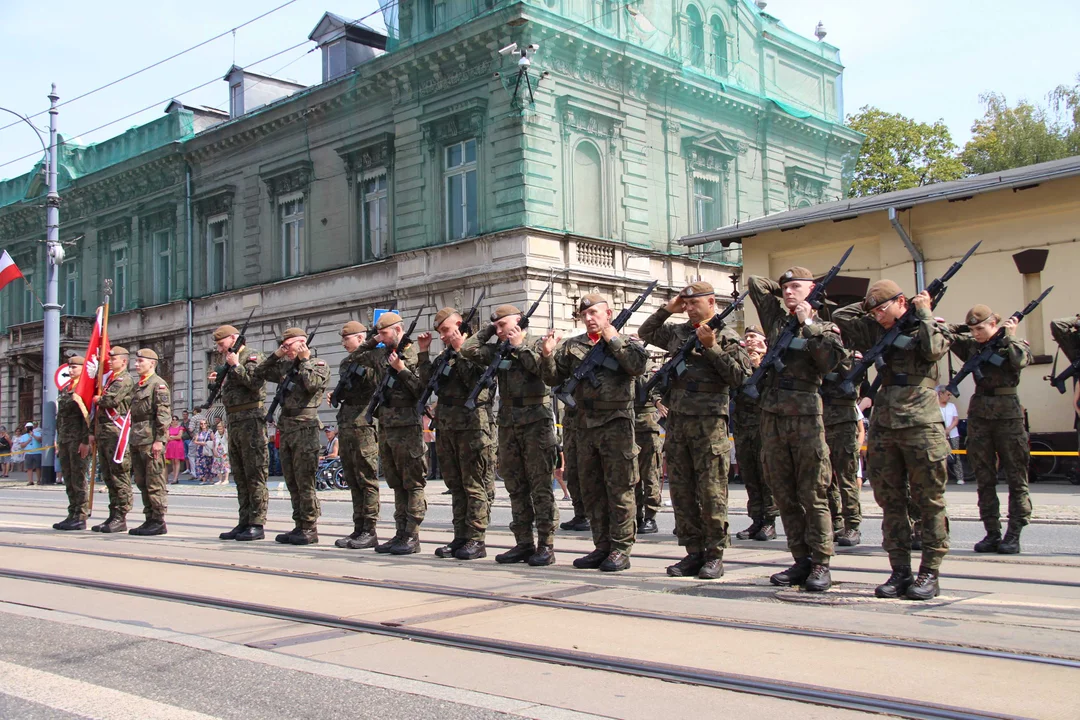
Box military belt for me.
[768,377,821,393]
[821,396,857,407]
[975,386,1018,396]
[438,396,490,408]
[280,407,318,419]
[383,398,416,408]
[226,401,261,414]
[506,396,546,407]
[580,399,632,411]
[881,374,936,389]
[674,381,728,393]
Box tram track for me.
[0,565,1040,720]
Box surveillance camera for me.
[518,55,531,68]
[498,42,518,56]
[527,43,539,52]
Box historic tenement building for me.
[0,0,861,424]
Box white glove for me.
[85,357,98,380]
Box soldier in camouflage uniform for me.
[945,305,1033,554]
[256,327,331,545]
[558,402,590,531]
[732,326,778,542]
[748,268,846,592]
[461,303,558,566]
[209,324,268,542]
[639,281,749,580]
[328,321,381,550]
[363,312,427,555]
[541,293,649,572]
[53,356,91,531]
[633,368,662,534]
[821,351,864,547]
[88,346,135,533]
[126,349,172,535]
[833,280,952,600]
[418,307,493,560]
[1050,315,1080,454]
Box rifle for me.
[839,240,981,396]
[742,245,855,399]
[554,281,658,407]
[416,290,486,414]
[1050,357,1080,394]
[944,286,1053,397]
[265,319,322,423]
[639,289,747,405]
[363,305,426,424]
[464,283,551,410]
[202,306,257,411]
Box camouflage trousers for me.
[665,413,730,558]
[131,445,168,522]
[57,442,89,520]
[379,425,427,534]
[563,427,585,518]
[867,422,950,571]
[483,418,497,503]
[279,425,322,529]
[733,426,776,522]
[226,413,269,527]
[498,419,558,547]
[96,432,132,519]
[825,421,863,532]
[967,416,1032,528]
[437,426,491,541]
[339,424,380,530]
[760,412,834,564]
[634,429,662,520]
[578,418,638,554]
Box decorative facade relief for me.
[192,188,235,221]
[421,100,488,151]
[262,162,313,206]
[338,134,395,187]
[576,241,615,269]
[785,166,827,208]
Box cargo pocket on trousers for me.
[926,442,949,465]
[539,427,558,471]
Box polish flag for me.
[0,251,23,290]
[111,410,131,464]
[73,305,110,421]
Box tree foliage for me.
[846,106,966,198]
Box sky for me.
[0,0,1078,181]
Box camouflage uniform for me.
[946,323,1033,533]
[334,347,381,534]
[256,353,331,530]
[560,404,586,521]
[418,344,493,542]
[56,382,90,521]
[731,374,777,528]
[94,369,135,520]
[821,356,863,535]
[748,276,845,567]
[461,326,558,548]
[833,300,952,573]
[1050,316,1080,450]
[639,309,747,561]
[542,331,648,555]
[633,374,663,523]
[214,345,269,528]
[129,371,172,523]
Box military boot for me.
[736,519,763,540]
[455,540,487,560]
[974,522,1002,553]
[276,528,301,544]
[837,527,862,547]
[435,538,467,558]
[998,521,1022,554]
[572,547,608,569]
[527,545,555,566]
[91,514,117,533]
[560,516,590,531]
[874,566,913,599]
[911,520,923,551]
[906,569,940,600]
[389,533,420,555]
[769,557,812,587]
[347,524,378,549]
[53,516,86,531]
[638,516,658,534]
[666,552,705,577]
[236,525,264,541]
[289,527,319,545]
[219,523,246,540]
[496,542,536,564]
[698,558,724,580]
[98,516,128,534]
[129,519,167,536]
[804,563,832,592]
[599,550,630,572]
[335,525,364,548]
[753,522,777,541]
[375,522,406,553]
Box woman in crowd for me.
[193,418,215,484]
[165,416,186,484]
[0,426,11,478]
[212,419,230,486]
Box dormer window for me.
[308,12,388,83]
[323,39,346,80]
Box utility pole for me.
[40,85,61,484]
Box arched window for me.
[686,6,705,68]
[710,15,728,76]
[573,142,603,237]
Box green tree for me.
[846,106,966,198]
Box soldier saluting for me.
[209,324,268,542]
[87,347,135,533]
[541,293,649,572]
[52,356,91,531]
[256,328,330,544]
[127,349,172,536]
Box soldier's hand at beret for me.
[417,332,432,352]
[1003,317,1019,336]
[911,290,932,312]
[664,296,686,314]
[540,329,561,356]
[696,324,717,348]
[388,351,405,373]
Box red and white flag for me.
[73,305,110,421]
[0,250,24,290]
[110,409,131,464]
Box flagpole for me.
[87,282,112,514]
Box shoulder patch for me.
[158,384,168,390]
[246,355,258,362]
[316,360,326,366]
